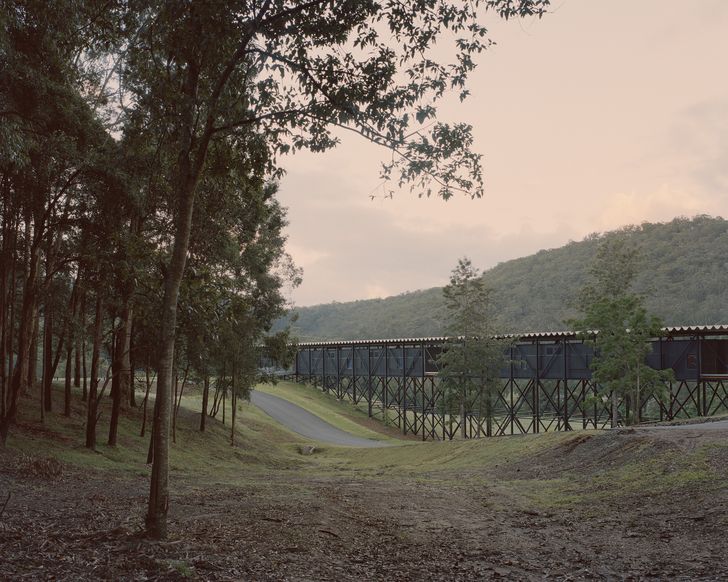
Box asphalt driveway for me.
[250,390,391,448]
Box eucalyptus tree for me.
[0,0,119,443]
[120,0,549,537]
[178,142,299,433]
[570,237,672,426]
[437,258,505,438]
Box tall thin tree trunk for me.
[42,307,53,412]
[172,374,178,444]
[0,240,40,445]
[200,374,209,432]
[6,242,16,390]
[4,237,16,415]
[63,279,79,417]
[611,390,618,428]
[172,363,189,444]
[146,172,199,539]
[28,308,39,394]
[141,365,152,437]
[129,317,137,408]
[230,359,236,446]
[81,291,87,402]
[6,241,16,390]
[85,296,103,450]
[74,324,81,389]
[145,24,220,535]
[146,392,159,464]
[109,299,132,446]
[0,204,7,422]
[64,342,73,417]
[231,390,236,446]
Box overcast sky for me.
[276,0,728,307]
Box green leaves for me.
[124,0,548,203]
[437,257,506,401]
[570,237,673,423]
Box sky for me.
[276,0,728,307]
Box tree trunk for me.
[611,390,618,428]
[200,374,209,432]
[74,325,81,388]
[109,299,132,446]
[42,306,53,412]
[85,296,103,450]
[146,392,159,464]
[29,308,39,394]
[80,291,87,401]
[129,316,137,408]
[6,235,16,390]
[145,17,221,533]
[146,172,199,540]
[172,363,189,444]
[231,390,236,447]
[63,280,79,417]
[0,242,40,445]
[140,365,153,438]
[0,197,8,422]
[63,341,73,417]
[230,360,236,446]
[172,374,178,444]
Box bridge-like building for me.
[266,325,728,440]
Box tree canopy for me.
[437,257,506,437]
[568,237,673,426]
[1,0,553,540]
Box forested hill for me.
[276,216,728,340]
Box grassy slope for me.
[6,384,310,480]
[5,380,728,514]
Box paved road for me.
[250,391,391,448]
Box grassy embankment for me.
[4,379,728,513]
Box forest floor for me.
[1,382,728,580]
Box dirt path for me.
[2,428,727,580]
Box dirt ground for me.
[2,427,728,581]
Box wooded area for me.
[278,216,728,340]
[1,0,551,539]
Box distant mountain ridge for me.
[275,216,728,341]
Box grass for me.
[6,378,728,518]
[6,382,309,479]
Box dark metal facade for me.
[267,326,728,440]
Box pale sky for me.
[277,0,728,307]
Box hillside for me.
[277,215,728,340]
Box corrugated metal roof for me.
[294,324,728,347]
[663,324,728,335]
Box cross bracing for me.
[260,326,728,440]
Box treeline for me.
[0,2,297,449]
[278,215,728,340]
[2,0,554,538]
